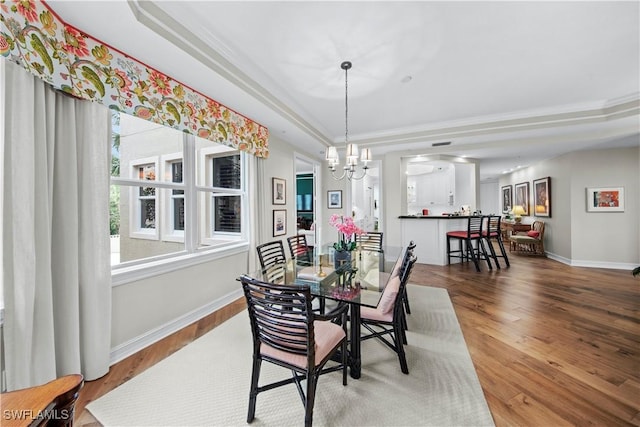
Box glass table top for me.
[248,245,402,309]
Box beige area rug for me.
[87,285,495,426]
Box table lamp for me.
[512,205,526,223]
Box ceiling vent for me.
[431,141,452,147]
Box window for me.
[130,158,159,240]
[110,112,248,270]
[197,146,246,248]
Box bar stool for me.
[446,216,492,272]
[482,215,510,268]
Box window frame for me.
[197,146,247,247]
[160,152,185,243]
[128,156,160,241]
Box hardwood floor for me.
[75,251,640,426]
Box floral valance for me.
[0,0,269,158]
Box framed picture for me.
[273,209,286,236]
[533,177,551,217]
[586,187,625,212]
[501,185,513,214]
[272,177,286,205]
[514,182,530,215]
[327,190,342,209]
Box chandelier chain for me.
[344,62,349,145]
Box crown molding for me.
[350,95,640,148]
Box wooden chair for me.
[482,215,510,268]
[287,234,311,263]
[0,374,84,427]
[509,220,546,256]
[446,216,492,272]
[239,275,348,427]
[359,251,417,374]
[256,240,287,269]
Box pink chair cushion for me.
[390,256,403,277]
[361,306,393,322]
[447,231,480,239]
[260,320,345,369]
[527,230,540,238]
[377,276,401,314]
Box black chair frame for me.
[287,234,312,263]
[446,216,492,272]
[240,275,348,427]
[482,215,510,268]
[360,251,417,375]
[256,240,287,269]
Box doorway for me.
[294,154,319,247]
[350,160,381,232]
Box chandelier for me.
[325,61,372,181]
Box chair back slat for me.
[241,276,313,357]
[256,240,287,269]
[468,216,484,235]
[357,231,384,252]
[488,215,500,234]
[287,234,311,262]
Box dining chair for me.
[359,251,417,374]
[239,275,348,427]
[256,240,287,269]
[446,216,492,272]
[482,215,510,268]
[287,234,311,263]
[1,374,84,426]
[357,231,384,272]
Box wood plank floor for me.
[74,251,640,426]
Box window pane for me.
[140,198,156,229]
[214,196,241,232]
[212,155,240,189]
[111,110,121,178]
[173,196,185,231]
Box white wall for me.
[480,181,499,215]
[111,251,248,350]
[499,144,639,268]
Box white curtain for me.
[2,60,112,390]
[247,155,263,274]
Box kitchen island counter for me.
[399,215,471,265]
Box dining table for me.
[247,244,403,379]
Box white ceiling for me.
[48,1,640,180]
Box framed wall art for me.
[501,185,513,214]
[327,190,342,209]
[586,187,624,212]
[514,182,530,215]
[533,177,551,217]
[272,177,286,205]
[273,209,287,236]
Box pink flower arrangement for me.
[329,214,364,252]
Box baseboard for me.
[109,288,244,365]
[546,251,637,271]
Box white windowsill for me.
[111,242,249,287]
